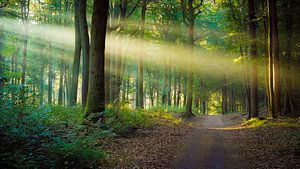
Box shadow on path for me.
[173,115,234,169]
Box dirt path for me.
[173,115,239,169]
[100,114,300,168]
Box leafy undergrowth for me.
[0,103,188,168]
[242,117,300,128]
[242,117,267,127]
[148,106,186,114]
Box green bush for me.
[0,105,108,168]
[101,104,152,136]
[42,105,85,129]
[0,102,156,168]
[48,136,107,168]
[148,106,186,114]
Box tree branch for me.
[193,0,204,10]
[180,0,189,26]
[126,0,139,19]
[0,0,9,8]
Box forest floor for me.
[100,113,300,169]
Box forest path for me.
[173,115,241,169]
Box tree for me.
[21,0,30,102]
[70,0,82,106]
[180,0,204,117]
[0,7,4,100]
[248,0,258,118]
[48,44,53,104]
[283,0,295,116]
[85,0,109,117]
[268,0,280,118]
[136,0,147,109]
[78,0,90,106]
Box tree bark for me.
[48,55,53,104]
[283,0,295,116]
[0,8,4,100]
[186,17,194,116]
[248,0,258,118]
[58,59,64,105]
[70,0,82,106]
[136,0,146,109]
[85,0,109,116]
[268,0,280,118]
[78,0,90,106]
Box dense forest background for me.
[0,0,300,168]
[1,0,300,117]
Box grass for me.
[242,117,300,128]
[242,118,267,128]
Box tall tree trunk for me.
[20,0,30,102]
[162,68,167,106]
[173,74,177,106]
[85,0,109,116]
[70,0,82,106]
[177,74,181,106]
[283,0,294,116]
[64,65,71,106]
[48,58,53,104]
[58,59,64,105]
[202,100,206,114]
[78,0,89,106]
[249,0,258,118]
[180,0,204,117]
[0,8,4,101]
[262,0,270,109]
[39,49,45,105]
[183,75,187,106]
[105,37,111,103]
[136,0,146,109]
[222,76,228,114]
[167,70,172,106]
[268,0,280,118]
[185,18,194,117]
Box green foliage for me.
[148,106,186,114]
[101,104,152,136]
[43,106,85,129]
[243,118,267,128]
[0,102,158,168]
[0,105,108,168]
[49,136,107,168]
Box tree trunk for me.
[222,76,228,114]
[136,0,146,109]
[105,37,111,103]
[268,0,280,118]
[185,14,195,117]
[249,0,258,118]
[0,8,4,100]
[70,0,82,106]
[20,0,30,102]
[85,0,109,116]
[48,58,53,104]
[58,59,64,105]
[173,74,177,106]
[283,0,295,116]
[167,70,172,106]
[39,49,45,105]
[177,74,181,106]
[162,68,167,106]
[79,0,90,106]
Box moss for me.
[243,118,267,128]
